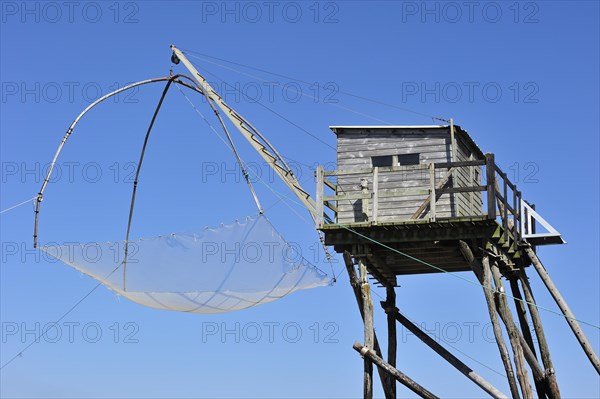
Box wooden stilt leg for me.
[459,241,521,399]
[359,259,374,399]
[353,342,439,399]
[524,247,600,374]
[390,306,508,399]
[509,277,548,399]
[489,261,534,399]
[343,252,394,399]
[384,286,397,398]
[519,268,561,398]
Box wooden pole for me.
[359,259,374,399]
[389,306,509,399]
[485,153,497,220]
[343,253,395,399]
[509,277,548,399]
[353,342,439,399]
[459,241,521,398]
[489,262,534,399]
[518,270,561,398]
[384,286,397,398]
[524,247,600,374]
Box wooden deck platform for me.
[321,217,529,286]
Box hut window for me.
[397,153,420,166]
[372,155,393,167]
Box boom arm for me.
[170,45,319,223]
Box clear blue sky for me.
[1,1,598,398]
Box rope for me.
[234,161,600,330]
[180,48,449,123]
[0,261,123,370]
[0,196,37,214]
[193,72,264,214]
[175,85,336,279]
[175,53,599,330]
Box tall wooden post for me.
[485,153,497,220]
[489,262,534,399]
[518,269,561,398]
[359,259,374,399]
[343,253,395,399]
[391,307,509,398]
[459,242,521,398]
[384,286,397,398]
[508,277,548,399]
[524,247,600,374]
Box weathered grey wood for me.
[412,167,455,219]
[485,153,497,220]
[389,306,509,399]
[359,259,374,399]
[458,242,521,399]
[334,127,484,224]
[429,163,436,221]
[316,165,324,227]
[372,167,379,223]
[435,160,486,168]
[353,342,439,399]
[384,287,397,398]
[323,176,336,191]
[343,252,395,399]
[524,247,600,374]
[508,277,548,399]
[489,262,534,399]
[518,269,561,398]
[438,186,487,194]
[366,253,397,287]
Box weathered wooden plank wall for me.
[334,127,483,224]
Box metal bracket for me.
[520,201,565,245]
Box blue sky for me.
[1,1,599,398]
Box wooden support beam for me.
[359,259,374,399]
[367,252,397,287]
[524,247,600,374]
[412,167,456,219]
[343,253,395,399]
[384,287,397,398]
[372,167,379,223]
[353,342,439,399]
[518,269,561,398]
[429,163,436,221]
[508,277,548,399]
[315,165,324,227]
[489,261,534,399]
[388,306,508,399]
[458,241,521,399]
[485,153,497,220]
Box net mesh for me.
[41,214,331,313]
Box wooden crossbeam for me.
[459,241,521,399]
[412,167,455,219]
[388,306,508,399]
[353,342,439,399]
[343,253,395,399]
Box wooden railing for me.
[315,153,522,241]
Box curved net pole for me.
[122,76,177,291]
[33,75,200,248]
[121,75,217,290]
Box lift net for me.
[40,215,331,313]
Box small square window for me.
[372,155,393,167]
[398,153,420,166]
